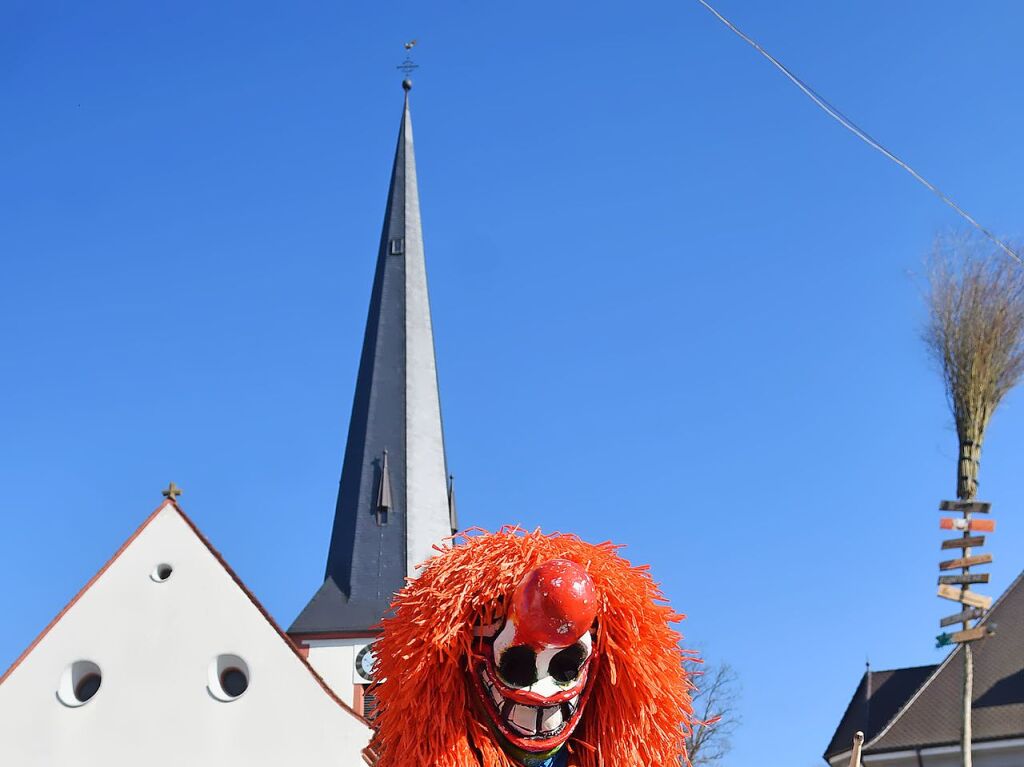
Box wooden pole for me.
[958,442,977,767]
[963,643,973,767]
[848,731,864,767]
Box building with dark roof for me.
[824,571,1024,767]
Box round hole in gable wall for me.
[220,667,248,697]
[150,563,173,582]
[57,660,102,707]
[208,654,250,701]
[75,673,101,702]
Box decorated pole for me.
[934,499,996,767]
[923,236,1024,767]
[936,500,994,645]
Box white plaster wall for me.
[833,740,1024,767]
[0,505,371,766]
[921,749,1024,767]
[305,639,367,707]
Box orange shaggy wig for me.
[369,527,695,767]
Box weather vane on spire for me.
[397,40,418,88]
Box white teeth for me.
[511,704,537,734]
[482,670,576,738]
[540,706,563,733]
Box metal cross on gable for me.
[162,482,183,501]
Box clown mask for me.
[471,559,598,765]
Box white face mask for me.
[470,559,598,757]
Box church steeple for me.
[290,82,452,635]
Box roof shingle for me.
[824,571,1024,763]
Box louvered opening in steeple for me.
[376,451,392,526]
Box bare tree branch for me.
[683,660,741,766]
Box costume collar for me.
[518,747,567,767]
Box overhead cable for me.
[695,0,1022,265]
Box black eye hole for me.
[549,643,587,684]
[498,645,538,688]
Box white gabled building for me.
[0,78,456,765]
[0,500,372,765]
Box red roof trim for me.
[0,499,171,687]
[170,504,367,723]
[291,629,380,641]
[0,499,370,727]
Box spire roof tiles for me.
[289,86,452,636]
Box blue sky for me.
[2,2,1023,764]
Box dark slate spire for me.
[290,84,451,635]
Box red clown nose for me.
[511,559,598,649]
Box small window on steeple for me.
[389,237,405,256]
[376,450,392,525]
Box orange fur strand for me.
[369,527,695,767]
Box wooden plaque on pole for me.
[939,500,991,514]
[951,627,988,643]
[937,584,992,610]
[940,518,996,532]
[941,536,985,550]
[939,554,992,570]
[940,607,985,627]
[938,574,990,586]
